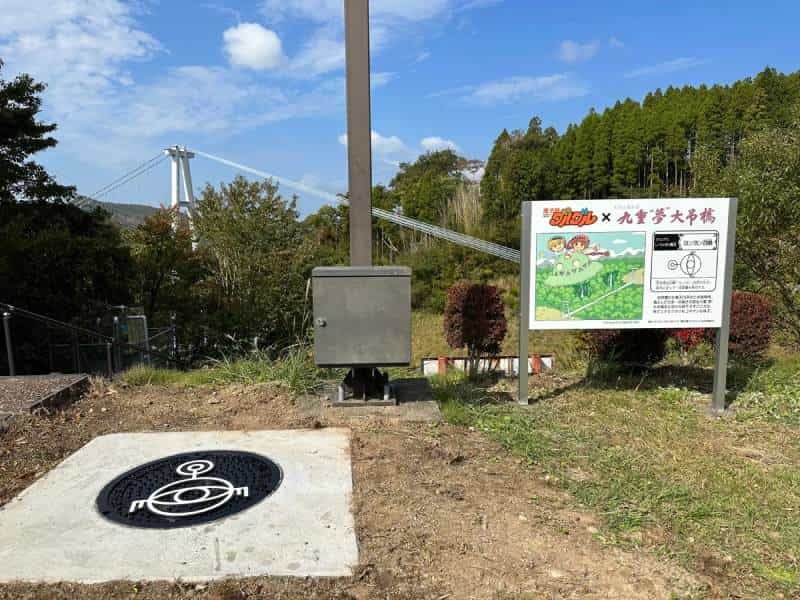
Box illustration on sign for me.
[535,231,645,321]
[527,198,735,330]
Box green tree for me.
[0,201,133,321]
[126,208,203,323]
[303,203,349,266]
[391,150,464,223]
[693,108,800,345]
[193,176,312,347]
[0,60,74,203]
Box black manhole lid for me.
[96,450,283,529]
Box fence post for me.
[170,313,177,361]
[3,312,15,377]
[106,342,113,379]
[113,316,122,371]
[72,330,81,373]
[46,325,54,373]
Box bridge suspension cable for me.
[190,148,521,263]
[75,152,168,206]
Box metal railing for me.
[0,303,180,377]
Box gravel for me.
[0,375,87,414]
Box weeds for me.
[121,346,323,394]
[734,354,800,424]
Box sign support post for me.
[711,197,738,414]
[518,202,532,404]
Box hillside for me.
[74,196,159,228]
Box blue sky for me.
[2,0,799,215]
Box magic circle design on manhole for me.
[96,450,283,529]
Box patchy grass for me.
[433,354,800,598]
[734,354,800,425]
[121,346,324,395]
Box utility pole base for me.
[331,368,397,406]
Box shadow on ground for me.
[520,361,770,408]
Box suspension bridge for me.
[74,145,521,264]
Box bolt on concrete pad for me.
[0,429,358,583]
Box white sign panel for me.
[527,198,734,330]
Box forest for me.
[2,63,800,361]
[310,66,800,343]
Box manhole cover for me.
[96,450,282,529]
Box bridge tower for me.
[164,145,196,237]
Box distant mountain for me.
[73,196,160,228]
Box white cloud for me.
[558,40,599,63]
[612,239,627,245]
[0,0,161,165]
[0,0,158,115]
[223,23,285,70]
[262,0,454,24]
[421,136,460,152]
[286,27,345,77]
[415,50,431,63]
[609,36,624,48]
[338,130,410,157]
[624,57,706,79]
[371,71,396,87]
[261,0,493,77]
[72,67,345,166]
[465,74,587,106]
[0,1,354,169]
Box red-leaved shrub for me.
[443,282,507,372]
[728,290,772,359]
[671,328,707,351]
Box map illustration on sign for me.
[534,231,645,321]
[650,231,719,292]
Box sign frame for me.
[519,198,738,413]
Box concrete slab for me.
[0,374,88,415]
[307,377,441,423]
[0,429,358,583]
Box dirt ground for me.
[0,380,704,599]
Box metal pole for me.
[72,330,81,373]
[518,202,532,404]
[106,342,113,379]
[711,197,738,414]
[344,0,373,266]
[113,316,122,371]
[3,312,15,377]
[47,325,54,372]
[170,313,177,361]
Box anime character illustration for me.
[565,234,610,259]
[535,232,645,321]
[539,235,567,261]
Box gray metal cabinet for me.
[312,266,411,368]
